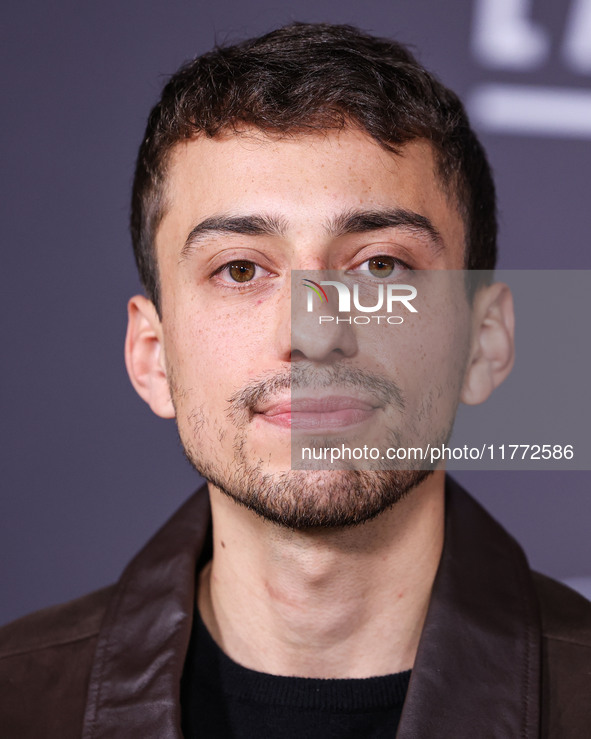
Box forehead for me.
[156,128,465,262]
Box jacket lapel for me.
[82,488,211,738]
[397,478,541,738]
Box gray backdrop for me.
[2,0,590,626]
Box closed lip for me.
[258,395,379,416]
[255,395,381,431]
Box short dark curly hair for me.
[131,22,496,314]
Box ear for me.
[460,283,515,406]
[124,295,175,419]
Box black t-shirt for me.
[181,611,410,738]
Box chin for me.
[206,465,434,530]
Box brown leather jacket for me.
[1,478,590,738]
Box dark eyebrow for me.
[180,207,444,260]
[181,214,287,259]
[327,208,444,253]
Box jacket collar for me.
[397,479,541,738]
[82,478,541,738]
[82,490,211,738]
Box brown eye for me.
[228,261,256,282]
[367,256,395,278]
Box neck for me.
[198,472,445,679]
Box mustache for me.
[227,364,405,418]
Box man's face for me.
[154,128,471,528]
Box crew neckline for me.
[189,610,411,712]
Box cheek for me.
[361,294,471,403]
[408,311,472,411]
[165,305,273,401]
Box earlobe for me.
[124,296,176,419]
[461,283,515,406]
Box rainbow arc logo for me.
[302,278,329,303]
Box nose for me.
[289,275,358,362]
